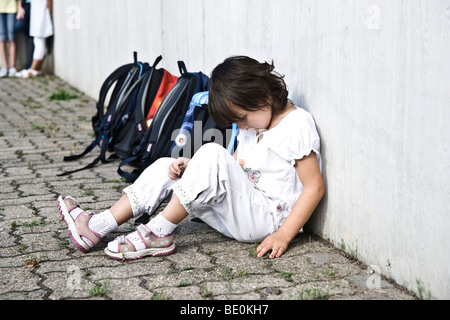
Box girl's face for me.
[230,104,272,132]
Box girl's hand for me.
[169,157,190,180]
[256,231,290,259]
[257,152,324,259]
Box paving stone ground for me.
[0,76,417,302]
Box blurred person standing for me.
[15,0,52,78]
[15,0,33,70]
[0,0,24,77]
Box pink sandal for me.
[104,224,176,260]
[57,195,102,253]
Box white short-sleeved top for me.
[236,106,322,227]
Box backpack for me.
[131,91,238,226]
[117,61,210,182]
[57,53,171,176]
[112,59,178,160]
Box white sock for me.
[87,209,118,238]
[147,213,178,237]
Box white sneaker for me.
[15,68,40,78]
[0,67,7,78]
[14,69,27,77]
[8,67,16,76]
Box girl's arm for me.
[47,0,53,17]
[233,147,238,160]
[256,152,324,258]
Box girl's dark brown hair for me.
[208,56,289,127]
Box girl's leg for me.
[172,143,276,242]
[29,56,44,71]
[104,198,184,260]
[59,157,177,253]
[15,37,45,77]
[31,36,46,68]
[0,41,7,76]
[104,143,276,260]
[8,41,15,69]
[6,13,15,69]
[0,14,8,75]
[160,194,188,224]
[109,194,134,225]
[57,195,118,253]
[104,157,210,259]
[145,194,187,240]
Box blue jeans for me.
[15,2,30,35]
[0,13,16,42]
[15,2,34,68]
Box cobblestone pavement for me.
[0,76,417,302]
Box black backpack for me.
[131,91,238,226]
[112,56,178,160]
[57,53,165,176]
[117,61,210,182]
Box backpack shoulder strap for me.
[178,60,187,75]
[93,63,134,131]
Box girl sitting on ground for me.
[57,55,324,260]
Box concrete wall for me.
[52,0,450,299]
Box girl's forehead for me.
[228,102,246,115]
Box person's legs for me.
[109,194,134,225]
[104,143,277,260]
[29,56,44,71]
[145,194,187,238]
[172,143,277,242]
[32,36,46,63]
[159,194,188,225]
[103,158,183,259]
[57,195,118,252]
[15,37,46,77]
[0,14,9,75]
[103,196,185,260]
[8,41,15,71]
[58,157,177,253]
[0,41,7,77]
[5,13,15,71]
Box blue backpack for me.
[170,91,237,158]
